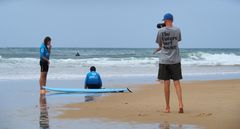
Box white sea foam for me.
[1,52,240,80]
[1,52,240,67]
[71,57,158,67]
[182,52,240,66]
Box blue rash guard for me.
[40,43,50,61]
[85,71,102,86]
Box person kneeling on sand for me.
[85,66,102,89]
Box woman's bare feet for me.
[40,89,47,94]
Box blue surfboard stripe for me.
[43,86,131,93]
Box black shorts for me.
[86,84,102,89]
[158,63,182,80]
[40,61,49,72]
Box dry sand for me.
[58,79,240,129]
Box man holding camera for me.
[155,13,184,113]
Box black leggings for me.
[40,61,49,72]
[86,84,102,89]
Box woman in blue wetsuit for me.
[85,66,102,89]
[39,36,52,94]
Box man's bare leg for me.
[164,80,170,113]
[173,80,184,113]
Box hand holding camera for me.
[157,23,166,29]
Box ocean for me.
[0,48,240,81]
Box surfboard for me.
[43,86,132,93]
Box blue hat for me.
[162,13,173,21]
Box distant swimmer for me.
[85,66,102,89]
[75,52,80,56]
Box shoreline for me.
[58,79,240,129]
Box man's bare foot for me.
[164,107,170,113]
[178,108,184,113]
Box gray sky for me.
[0,0,240,48]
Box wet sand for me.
[58,79,240,129]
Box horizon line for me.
[0,47,240,49]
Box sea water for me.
[0,48,240,81]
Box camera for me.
[157,23,166,29]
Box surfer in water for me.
[85,66,102,89]
[75,52,80,56]
[39,36,52,94]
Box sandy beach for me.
[58,79,240,129]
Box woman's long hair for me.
[43,36,51,50]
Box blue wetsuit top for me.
[85,71,102,86]
[40,43,50,61]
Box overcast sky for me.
[0,0,240,48]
